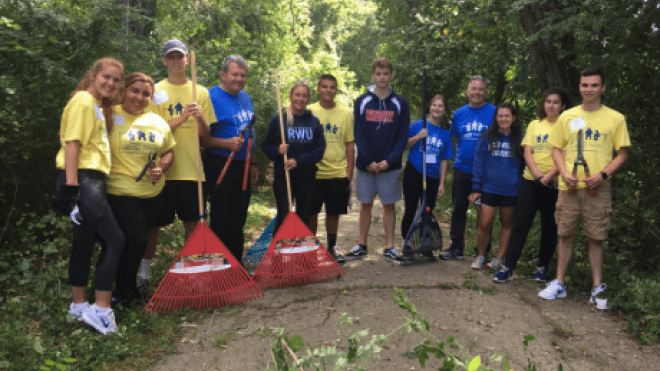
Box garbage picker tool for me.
[568,128,596,196]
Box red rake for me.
[145,52,263,312]
[252,211,344,288]
[252,70,343,288]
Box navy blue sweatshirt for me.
[353,85,409,172]
[471,133,524,197]
[262,109,326,178]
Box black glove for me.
[52,184,80,215]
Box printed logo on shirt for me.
[491,141,514,157]
[584,127,605,142]
[365,109,394,124]
[235,109,254,132]
[462,119,487,139]
[167,102,185,118]
[536,134,549,143]
[287,127,313,142]
[323,122,343,143]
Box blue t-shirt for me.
[406,120,453,179]
[449,103,496,173]
[207,86,255,160]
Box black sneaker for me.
[345,245,367,260]
[329,246,346,264]
[440,249,464,260]
[422,252,437,261]
[383,247,403,262]
[401,245,415,260]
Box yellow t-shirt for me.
[151,79,215,181]
[107,106,176,198]
[308,102,354,179]
[549,105,631,191]
[56,91,111,174]
[522,118,556,181]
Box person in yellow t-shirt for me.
[107,72,175,307]
[307,74,354,263]
[53,58,125,335]
[493,88,571,284]
[539,68,631,311]
[139,39,214,289]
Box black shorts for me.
[154,180,205,226]
[310,178,351,215]
[481,191,517,208]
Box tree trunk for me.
[120,0,157,37]
[519,3,577,98]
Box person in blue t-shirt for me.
[468,102,524,271]
[441,76,497,260]
[402,94,453,260]
[201,55,258,262]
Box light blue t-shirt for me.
[449,103,496,173]
[407,120,453,179]
[207,86,255,160]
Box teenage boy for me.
[201,55,258,262]
[539,67,630,310]
[440,76,496,260]
[138,39,214,288]
[345,57,409,262]
[308,74,355,263]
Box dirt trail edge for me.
[150,191,659,371]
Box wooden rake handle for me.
[274,70,293,210]
[191,51,204,220]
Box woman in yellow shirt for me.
[53,58,125,335]
[106,72,175,307]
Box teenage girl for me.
[53,58,125,335]
[493,89,571,283]
[107,73,175,305]
[468,102,524,271]
[402,94,453,259]
[262,82,326,233]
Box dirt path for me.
[150,193,659,370]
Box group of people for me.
[53,37,630,336]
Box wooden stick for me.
[280,338,304,371]
[274,70,293,210]
[191,51,204,221]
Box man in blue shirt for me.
[202,55,258,262]
[441,76,496,260]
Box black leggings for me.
[273,173,316,233]
[58,170,125,291]
[401,165,440,238]
[504,178,558,271]
[108,193,163,299]
[203,151,253,262]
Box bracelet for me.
[600,171,608,180]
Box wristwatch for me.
[600,171,608,180]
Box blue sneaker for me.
[533,267,549,283]
[440,249,464,260]
[538,279,567,300]
[493,267,513,283]
[345,245,367,260]
[67,302,90,321]
[81,304,117,335]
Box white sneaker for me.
[590,284,610,310]
[67,302,90,321]
[538,279,567,300]
[81,304,117,335]
[471,256,486,270]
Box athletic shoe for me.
[590,283,610,310]
[493,267,513,283]
[67,302,90,321]
[81,304,117,335]
[538,279,567,300]
[487,257,503,271]
[401,245,415,260]
[471,256,487,270]
[136,277,149,294]
[345,245,367,260]
[533,267,549,283]
[440,249,464,260]
[383,247,403,262]
[422,252,437,261]
[329,246,346,264]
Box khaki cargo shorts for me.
[555,181,612,240]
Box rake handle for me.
[275,70,293,210]
[190,51,205,220]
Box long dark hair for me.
[482,102,522,158]
[538,87,571,120]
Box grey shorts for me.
[356,169,402,205]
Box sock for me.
[140,259,152,280]
[327,234,337,250]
